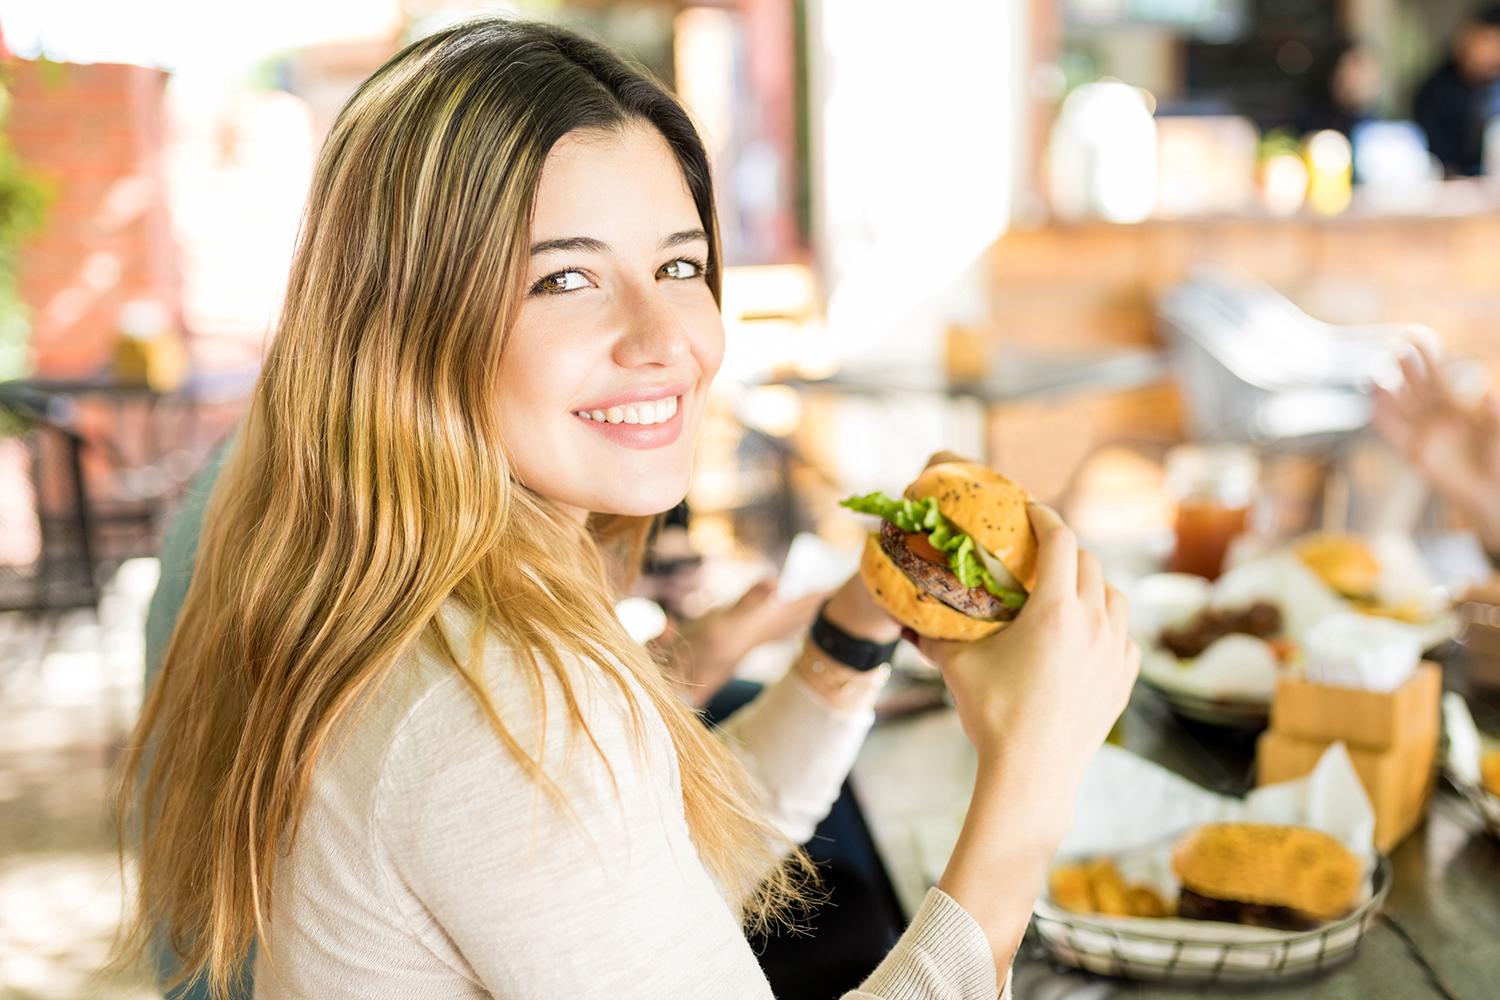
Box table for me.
[850,661,1500,1000]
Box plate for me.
[1139,674,1270,730]
[1032,856,1392,985]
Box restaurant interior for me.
[3,0,1500,998]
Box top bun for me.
[1294,533,1380,598]
[906,462,1038,592]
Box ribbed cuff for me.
[850,886,998,1000]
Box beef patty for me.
[878,519,1018,623]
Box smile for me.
[572,395,679,425]
[571,394,686,450]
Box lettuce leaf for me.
[841,491,1026,609]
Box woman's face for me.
[498,123,724,521]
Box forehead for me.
[531,123,702,241]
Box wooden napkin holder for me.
[1256,661,1441,852]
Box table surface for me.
[850,658,1500,1000]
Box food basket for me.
[1452,778,1500,837]
[1030,855,1392,985]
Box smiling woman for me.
[103,13,1150,1000]
[108,15,1020,1000]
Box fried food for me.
[1172,823,1361,929]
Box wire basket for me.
[1455,780,1500,838]
[1031,855,1392,985]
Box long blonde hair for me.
[114,18,812,998]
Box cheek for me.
[687,300,726,379]
[495,324,583,436]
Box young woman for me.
[116,17,1138,1000]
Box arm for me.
[914,505,1139,981]
[713,579,899,846]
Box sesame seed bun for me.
[906,462,1038,593]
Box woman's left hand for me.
[669,580,828,706]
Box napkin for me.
[1302,612,1421,692]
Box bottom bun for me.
[859,534,1003,642]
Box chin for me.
[572,464,691,518]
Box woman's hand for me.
[670,580,826,707]
[1374,340,1500,552]
[915,502,1139,822]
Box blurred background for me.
[3,1,1500,996]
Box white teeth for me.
[577,397,679,425]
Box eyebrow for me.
[529,228,708,256]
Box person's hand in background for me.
[1373,340,1500,553]
[668,580,828,708]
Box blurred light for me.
[738,385,803,437]
[1307,130,1352,172]
[1155,115,1258,217]
[1304,130,1352,216]
[1352,121,1439,210]
[1261,153,1308,216]
[720,264,818,324]
[673,8,735,150]
[1047,81,1157,223]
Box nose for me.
[610,281,692,369]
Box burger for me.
[841,461,1038,641]
[1293,533,1381,603]
[1171,823,1362,930]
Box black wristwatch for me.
[810,601,900,672]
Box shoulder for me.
[359,599,678,825]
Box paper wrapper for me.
[1303,612,1421,692]
[915,742,1377,941]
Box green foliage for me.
[0,63,55,396]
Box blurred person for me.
[115,17,1137,1000]
[1295,39,1384,140]
[1413,4,1500,176]
[1374,341,1500,560]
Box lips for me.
[572,393,686,450]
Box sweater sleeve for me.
[374,664,778,1000]
[845,887,1005,1000]
[374,647,1000,1000]
[715,668,878,846]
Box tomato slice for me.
[905,532,949,566]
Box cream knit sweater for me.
[251,601,1002,999]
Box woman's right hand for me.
[914,502,1139,803]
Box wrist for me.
[823,584,902,644]
[972,752,1076,851]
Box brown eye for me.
[658,258,702,280]
[534,270,590,295]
